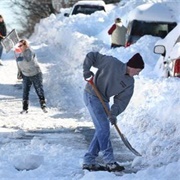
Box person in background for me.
[15,39,47,113]
[0,15,7,65]
[108,18,127,48]
[82,52,144,172]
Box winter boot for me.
[82,164,106,171]
[20,100,29,114]
[105,162,125,172]
[40,100,47,113]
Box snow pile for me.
[13,154,44,171]
[29,0,180,176]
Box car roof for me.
[128,3,176,22]
[74,1,105,6]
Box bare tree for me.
[10,0,58,37]
[11,0,120,37]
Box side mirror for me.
[154,45,166,57]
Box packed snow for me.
[0,0,180,179]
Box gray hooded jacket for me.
[16,48,41,77]
[83,52,134,117]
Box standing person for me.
[108,18,127,48]
[15,39,47,113]
[82,52,144,172]
[0,15,7,65]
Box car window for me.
[131,20,176,38]
[72,5,105,15]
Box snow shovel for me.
[88,77,142,156]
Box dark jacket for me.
[0,21,7,41]
[83,52,134,116]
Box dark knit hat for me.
[127,53,144,69]
[115,18,121,23]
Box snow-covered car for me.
[64,0,106,17]
[125,3,177,47]
[154,24,180,78]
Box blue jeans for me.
[83,91,115,165]
[22,72,45,101]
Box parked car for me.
[125,3,177,47]
[154,24,180,78]
[64,0,106,17]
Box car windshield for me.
[131,20,177,38]
[72,5,105,15]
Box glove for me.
[16,56,23,61]
[0,33,4,38]
[108,115,117,125]
[83,71,94,80]
[17,71,23,80]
